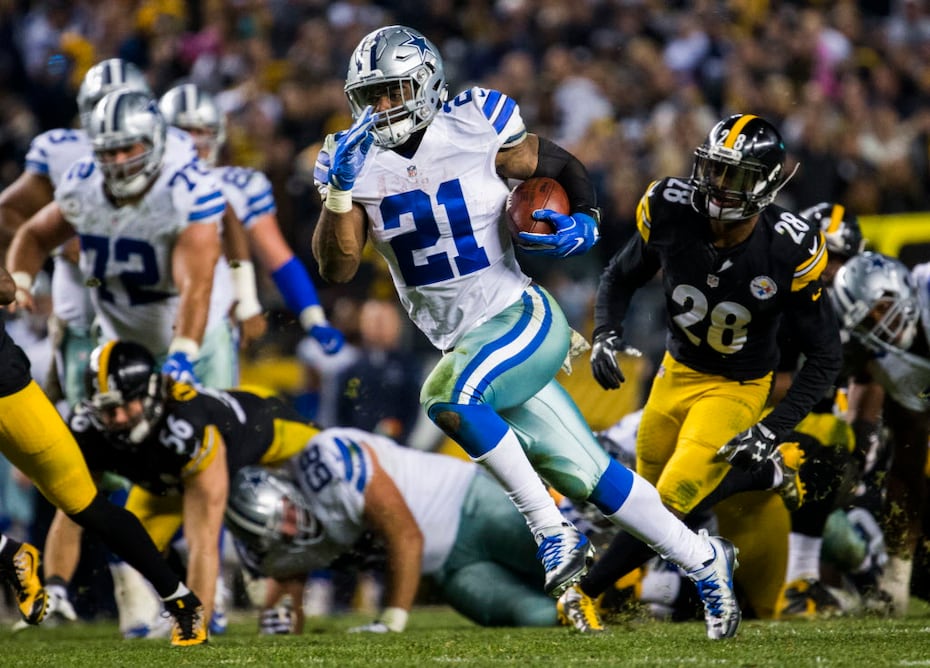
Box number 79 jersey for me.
[633,177,829,380]
[318,87,531,351]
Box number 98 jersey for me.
[629,177,829,380]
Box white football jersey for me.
[255,428,477,579]
[209,166,278,317]
[26,127,196,328]
[317,87,531,350]
[866,262,930,411]
[54,141,225,357]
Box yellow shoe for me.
[164,592,208,646]
[557,583,606,633]
[777,578,842,619]
[1,542,48,625]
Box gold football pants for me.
[0,380,97,514]
[637,352,772,514]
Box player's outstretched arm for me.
[181,435,229,625]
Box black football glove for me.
[716,422,779,471]
[590,330,642,390]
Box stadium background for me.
[2,0,930,620]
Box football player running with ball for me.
[312,25,741,639]
[578,114,842,628]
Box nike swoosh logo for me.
[809,238,819,255]
[564,237,585,256]
[719,259,733,272]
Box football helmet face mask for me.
[87,90,166,199]
[77,58,152,130]
[345,25,447,148]
[800,202,865,260]
[158,84,226,166]
[84,340,166,444]
[225,467,322,553]
[691,114,795,222]
[831,251,919,352]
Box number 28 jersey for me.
[598,177,831,380]
[317,87,531,351]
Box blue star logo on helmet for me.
[399,31,431,59]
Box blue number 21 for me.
[380,179,490,287]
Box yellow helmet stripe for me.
[723,114,758,148]
[96,340,119,394]
[826,204,845,234]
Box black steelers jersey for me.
[596,176,842,435]
[0,319,32,398]
[69,384,316,495]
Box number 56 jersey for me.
[599,176,832,381]
[317,88,531,351]
[54,149,226,357]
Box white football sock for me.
[474,428,565,536]
[785,532,822,583]
[603,471,713,571]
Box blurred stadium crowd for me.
[2,0,930,630]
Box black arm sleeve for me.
[533,136,599,218]
[762,284,843,437]
[593,232,661,338]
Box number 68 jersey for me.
[598,176,833,381]
[54,148,226,357]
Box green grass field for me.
[3,602,929,668]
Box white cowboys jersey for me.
[254,428,477,579]
[316,87,532,350]
[866,262,930,411]
[25,127,196,329]
[53,139,225,357]
[209,165,278,317]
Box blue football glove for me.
[517,210,599,257]
[715,422,779,471]
[162,351,199,385]
[309,323,345,355]
[329,106,376,191]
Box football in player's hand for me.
[506,177,569,238]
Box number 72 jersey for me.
[54,152,225,357]
[631,176,829,380]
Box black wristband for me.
[533,136,599,217]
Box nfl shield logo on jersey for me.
[407,165,417,177]
[750,276,777,300]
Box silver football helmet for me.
[158,83,226,166]
[831,251,919,351]
[87,89,166,200]
[800,202,865,260]
[225,467,322,553]
[77,58,152,130]
[345,25,447,148]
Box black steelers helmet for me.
[691,114,795,222]
[799,202,865,261]
[85,340,165,443]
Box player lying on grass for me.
[226,427,564,633]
